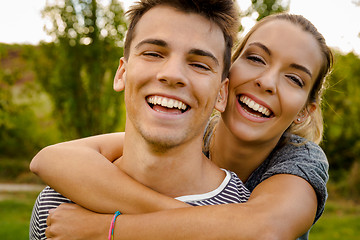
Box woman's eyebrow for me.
[290,63,312,78]
[248,42,271,56]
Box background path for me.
[0,183,45,192]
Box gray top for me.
[243,134,328,223]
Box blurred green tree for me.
[250,0,289,20]
[0,44,59,157]
[322,52,360,178]
[237,0,289,32]
[36,0,127,139]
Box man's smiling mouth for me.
[147,95,190,114]
[238,95,273,118]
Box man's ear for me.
[113,57,127,92]
[294,102,317,124]
[214,78,229,113]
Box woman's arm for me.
[46,174,317,240]
[114,174,317,239]
[30,133,188,214]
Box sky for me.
[1,0,359,55]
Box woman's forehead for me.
[245,20,322,77]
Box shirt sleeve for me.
[260,137,329,223]
[29,186,73,240]
[29,192,43,240]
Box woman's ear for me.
[113,57,127,92]
[294,102,317,124]
[214,78,229,113]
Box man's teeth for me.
[239,95,271,117]
[147,96,187,110]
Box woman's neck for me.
[210,119,279,182]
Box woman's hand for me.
[46,203,112,240]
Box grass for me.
[309,199,360,240]
[0,190,359,240]
[0,191,40,240]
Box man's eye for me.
[190,63,211,71]
[143,52,162,58]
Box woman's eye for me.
[287,75,304,88]
[247,55,265,64]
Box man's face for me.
[115,5,227,151]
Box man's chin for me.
[145,136,183,152]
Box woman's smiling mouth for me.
[238,95,273,118]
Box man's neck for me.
[114,127,224,198]
[211,119,279,182]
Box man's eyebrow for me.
[135,39,168,49]
[189,49,219,66]
[290,63,312,78]
[248,42,271,56]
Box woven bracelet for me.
[108,211,122,240]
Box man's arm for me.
[30,133,188,214]
[46,174,317,240]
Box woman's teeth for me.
[239,95,271,117]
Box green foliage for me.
[0,93,45,157]
[320,51,360,201]
[250,0,289,20]
[0,44,60,158]
[322,52,360,176]
[0,157,29,181]
[237,0,289,31]
[36,0,127,139]
[347,162,360,199]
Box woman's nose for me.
[254,70,277,94]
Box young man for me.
[29,1,249,239]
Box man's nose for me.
[156,57,187,87]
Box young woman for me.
[31,13,333,240]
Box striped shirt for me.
[29,169,249,239]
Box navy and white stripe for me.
[29,169,249,239]
[176,169,250,206]
[29,186,72,240]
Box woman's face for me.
[222,20,323,144]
